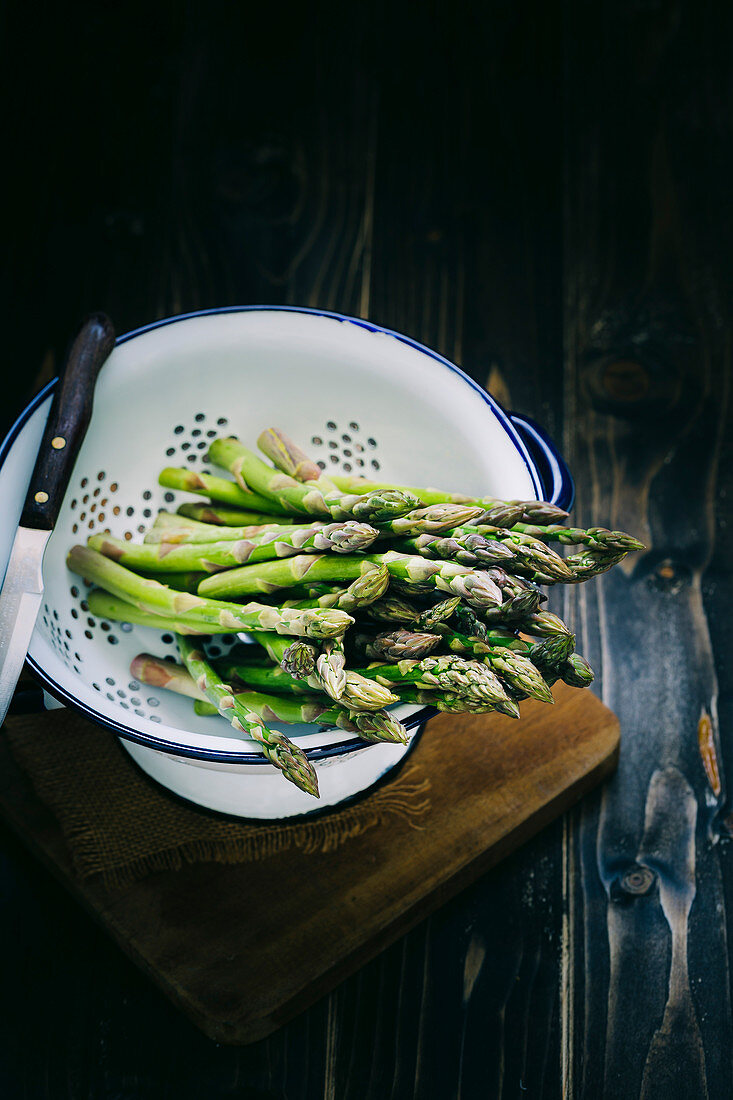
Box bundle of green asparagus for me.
[66,426,644,799]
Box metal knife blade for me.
[0,526,51,726]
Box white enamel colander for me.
[0,307,572,819]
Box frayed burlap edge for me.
[5,713,431,891]
[66,775,432,889]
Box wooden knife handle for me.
[20,313,116,530]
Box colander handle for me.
[508,412,575,511]
[20,313,116,530]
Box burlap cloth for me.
[5,709,431,890]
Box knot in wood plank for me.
[619,864,656,897]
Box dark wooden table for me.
[2,1,732,1096]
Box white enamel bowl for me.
[0,307,572,819]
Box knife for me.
[0,313,116,727]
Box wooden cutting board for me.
[0,683,618,1044]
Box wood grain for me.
[1,0,731,1095]
[563,2,733,1096]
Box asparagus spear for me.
[194,700,220,716]
[280,639,318,677]
[562,547,630,582]
[67,546,353,639]
[449,525,573,583]
[373,503,487,536]
[196,553,378,599]
[355,656,519,715]
[510,522,645,554]
[257,427,339,493]
[439,620,573,666]
[219,655,399,710]
[353,630,442,662]
[89,521,377,573]
[316,637,347,701]
[338,672,400,711]
[282,565,390,613]
[454,603,500,641]
[158,467,282,513]
[358,593,459,627]
[247,629,346,703]
[88,589,233,634]
[514,610,574,638]
[395,685,505,714]
[328,474,569,524]
[148,510,217,532]
[482,587,543,621]
[130,653,206,697]
[482,647,554,703]
[197,550,504,611]
[208,436,421,521]
[389,532,517,566]
[390,615,553,702]
[555,652,594,687]
[137,570,207,593]
[133,654,407,743]
[411,597,457,628]
[178,502,298,526]
[177,636,319,797]
[144,515,294,544]
[228,691,409,744]
[363,595,421,623]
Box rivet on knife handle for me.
[20,313,116,531]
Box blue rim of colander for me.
[1,305,568,764]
